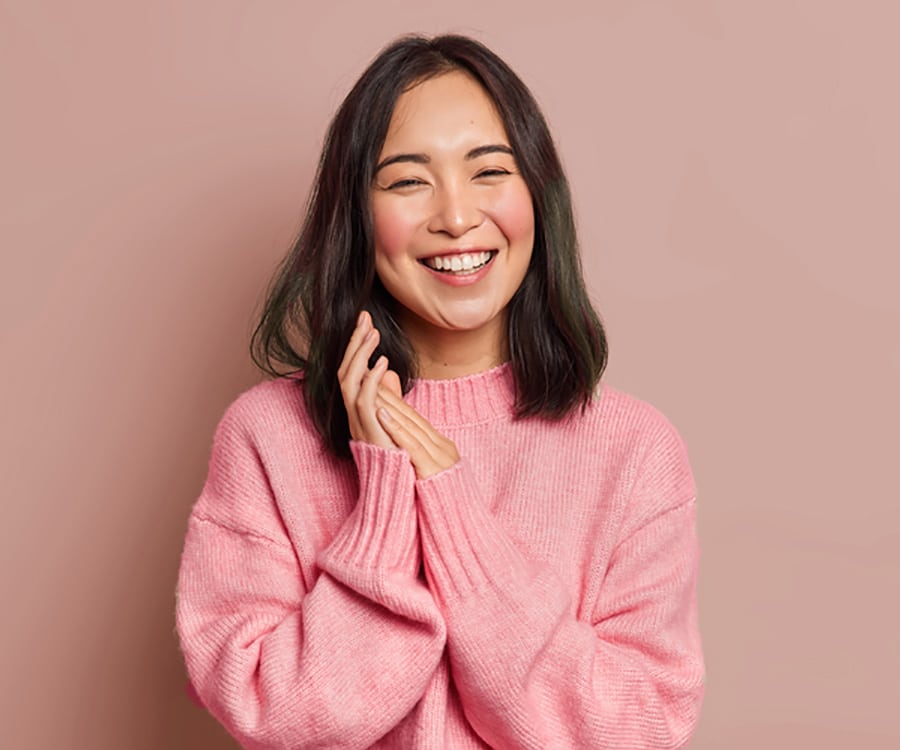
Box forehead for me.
[380,71,509,154]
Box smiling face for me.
[371,70,535,373]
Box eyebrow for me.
[374,144,514,174]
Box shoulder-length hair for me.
[251,33,608,458]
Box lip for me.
[419,249,498,287]
[417,247,495,261]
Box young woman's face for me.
[371,70,535,356]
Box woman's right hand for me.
[337,311,402,449]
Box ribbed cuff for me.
[416,460,531,606]
[318,442,418,581]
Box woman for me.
[177,34,704,749]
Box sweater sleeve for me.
[176,402,446,750]
[414,421,704,749]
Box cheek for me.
[372,199,418,261]
[489,186,535,245]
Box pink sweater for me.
[176,364,704,749]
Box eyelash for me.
[387,178,424,189]
[386,169,511,190]
[476,168,511,178]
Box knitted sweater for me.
[176,364,704,749]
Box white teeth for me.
[424,251,492,273]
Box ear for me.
[382,368,402,398]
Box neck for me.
[400,312,509,380]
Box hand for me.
[337,311,402,449]
[375,387,460,480]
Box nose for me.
[427,182,483,237]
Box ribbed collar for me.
[406,362,517,428]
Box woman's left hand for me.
[375,386,459,480]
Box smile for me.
[420,250,496,274]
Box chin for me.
[432,310,501,332]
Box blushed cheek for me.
[372,204,415,261]
[490,187,535,244]
[373,219,402,259]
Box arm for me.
[176,404,446,750]
[376,391,704,749]
[415,462,703,749]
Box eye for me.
[386,178,426,190]
[475,168,512,179]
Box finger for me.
[374,391,433,442]
[377,407,443,478]
[374,398,451,471]
[382,369,402,398]
[340,326,380,399]
[337,311,371,382]
[376,387,443,447]
[337,315,383,443]
[357,355,388,420]
[354,356,396,448]
[341,328,381,441]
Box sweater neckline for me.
[405,362,517,428]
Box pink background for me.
[2,1,898,748]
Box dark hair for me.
[251,34,608,458]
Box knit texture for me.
[176,364,704,749]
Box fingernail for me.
[357,311,365,326]
[378,407,393,424]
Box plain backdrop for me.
[1,1,898,748]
